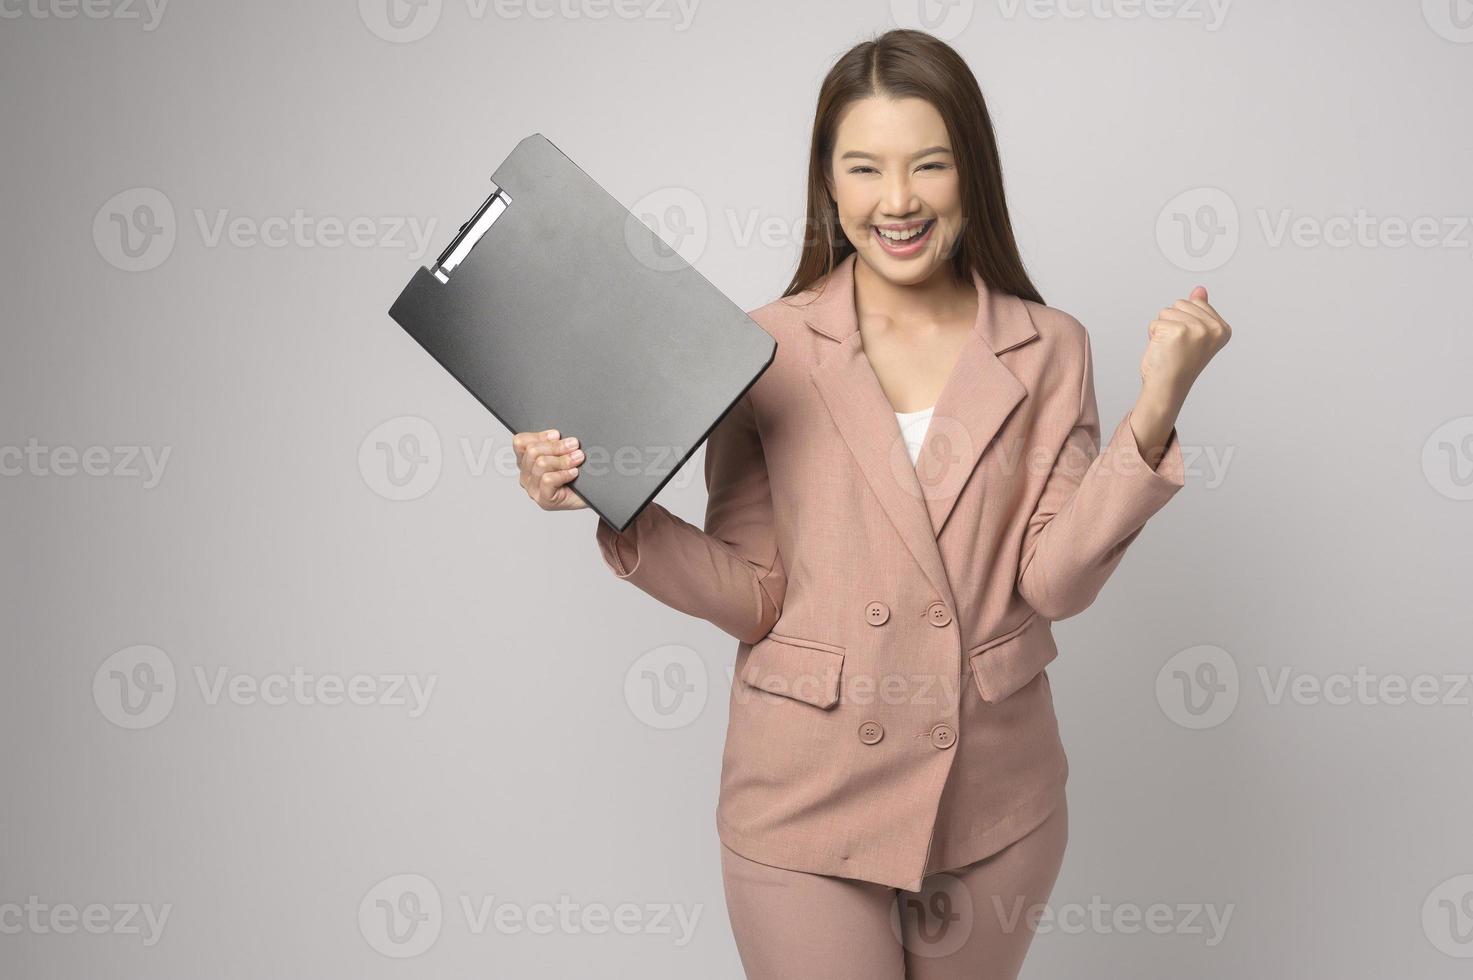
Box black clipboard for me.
[388,134,777,531]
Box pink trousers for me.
[718,797,1068,980]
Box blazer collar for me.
[803,253,1038,603]
[801,251,1038,353]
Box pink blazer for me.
[595,251,1185,890]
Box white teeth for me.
[876,221,930,242]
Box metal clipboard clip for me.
[431,182,513,284]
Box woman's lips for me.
[872,219,935,257]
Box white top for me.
[894,405,935,466]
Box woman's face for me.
[826,95,964,288]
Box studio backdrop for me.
[2,1,1470,978]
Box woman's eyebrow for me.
[838,145,954,161]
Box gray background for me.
[3,0,1471,977]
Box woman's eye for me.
[847,162,946,175]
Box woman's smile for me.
[872,217,935,257]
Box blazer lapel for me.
[804,253,1038,600]
[918,279,1036,534]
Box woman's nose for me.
[882,174,918,217]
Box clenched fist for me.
[514,428,588,511]
[1140,285,1232,405]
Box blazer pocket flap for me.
[968,614,1057,704]
[741,633,844,709]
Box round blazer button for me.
[865,601,890,626]
[929,723,956,750]
[926,601,952,627]
[858,721,884,745]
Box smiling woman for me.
[786,35,1041,304]
[782,41,1057,427]
[517,25,1228,980]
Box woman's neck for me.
[852,256,977,335]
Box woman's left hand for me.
[1139,285,1232,408]
[1129,285,1231,467]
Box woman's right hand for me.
[514,429,588,511]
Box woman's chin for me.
[856,246,947,286]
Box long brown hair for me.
[782,29,1044,306]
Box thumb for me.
[1190,284,1209,302]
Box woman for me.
[515,28,1229,980]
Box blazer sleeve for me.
[1015,328,1186,621]
[592,391,786,644]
